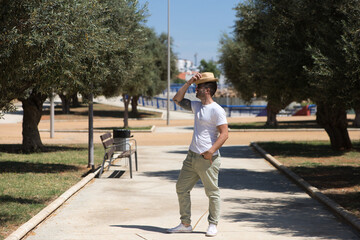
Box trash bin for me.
[113,129,132,151]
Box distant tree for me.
[123,29,178,127]
[219,34,256,102]
[199,59,221,78]
[157,33,178,83]
[220,0,310,126]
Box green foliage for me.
[219,0,311,110]
[219,0,360,146]
[225,0,360,111]
[158,32,178,83]
[117,28,178,98]
[219,34,255,102]
[99,0,148,97]
[0,0,149,110]
[303,0,360,110]
[198,59,221,78]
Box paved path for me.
[24,145,359,240]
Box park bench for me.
[99,132,138,178]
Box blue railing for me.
[220,104,317,117]
[138,96,317,117]
[220,105,266,117]
[308,104,317,115]
[162,84,196,95]
[139,96,185,111]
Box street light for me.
[167,0,170,125]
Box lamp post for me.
[88,93,94,171]
[167,0,170,125]
[50,93,55,138]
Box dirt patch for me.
[42,103,162,120]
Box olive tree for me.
[0,0,147,152]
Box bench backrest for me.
[100,132,114,149]
[100,132,116,160]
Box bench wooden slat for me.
[100,132,111,141]
[100,132,112,148]
[103,138,114,149]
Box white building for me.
[176,59,198,73]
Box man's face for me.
[196,84,208,99]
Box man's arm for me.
[173,73,201,110]
[201,124,229,163]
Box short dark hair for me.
[198,82,217,96]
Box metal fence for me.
[138,96,185,111]
[161,83,196,95]
[138,96,317,117]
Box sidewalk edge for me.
[5,168,101,240]
[250,142,360,234]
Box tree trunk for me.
[353,107,360,127]
[131,95,139,116]
[59,93,71,114]
[265,104,279,127]
[20,92,47,152]
[316,103,352,150]
[71,93,80,107]
[123,94,131,128]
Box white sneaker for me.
[167,223,192,233]
[206,223,217,237]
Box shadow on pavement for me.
[110,225,168,233]
[144,145,297,193]
[222,196,359,239]
[142,168,298,193]
[220,145,262,159]
[140,145,360,239]
[167,146,261,159]
[109,225,206,234]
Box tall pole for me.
[88,93,94,171]
[167,0,171,125]
[50,93,55,138]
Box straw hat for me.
[195,72,218,85]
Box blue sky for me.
[137,0,243,64]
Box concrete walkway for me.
[24,145,359,240]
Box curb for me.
[5,168,102,240]
[250,142,360,234]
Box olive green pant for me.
[176,150,221,225]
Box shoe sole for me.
[206,233,217,237]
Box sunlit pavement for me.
[24,145,359,240]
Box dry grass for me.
[0,144,104,240]
[258,141,360,218]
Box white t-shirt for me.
[189,101,228,155]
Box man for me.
[167,72,228,237]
